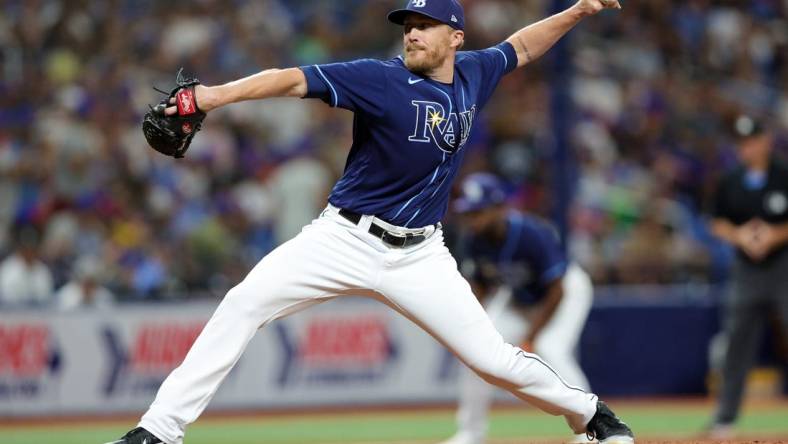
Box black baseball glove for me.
[142,69,206,158]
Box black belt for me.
[338,208,431,248]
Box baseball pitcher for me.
[110,1,632,443]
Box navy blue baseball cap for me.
[453,173,507,213]
[388,0,465,31]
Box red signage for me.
[0,325,51,377]
[300,317,390,366]
[130,323,204,373]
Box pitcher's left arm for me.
[506,0,621,68]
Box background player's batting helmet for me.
[453,173,508,213]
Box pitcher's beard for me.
[404,47,446,74]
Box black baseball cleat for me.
[585,401,635,444]
[103,427,164,444]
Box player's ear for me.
[451,30,465,50]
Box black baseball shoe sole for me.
[103,427,164,444]
[585,401,635,444]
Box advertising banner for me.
[0,297,461,416]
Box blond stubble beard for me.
[404,44,449,75]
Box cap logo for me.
[766,191,788,215]
[464,181,483,203]
[412,0,426,7]
[451,15,458,22]
[735,116,755,137]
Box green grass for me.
[3,401,788,444]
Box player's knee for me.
[223,278,295,324]
[222,282,260,315]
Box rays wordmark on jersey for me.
[409,100,476,154]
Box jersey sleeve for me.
[522,222,568,285]
[462,41,518,108]
[299,58,388,118]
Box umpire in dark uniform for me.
[708,115,788,436]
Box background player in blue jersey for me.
[441,173,594,444]
[106,1,633,443]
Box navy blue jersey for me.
[465,212,567,306]
[300,42,517,227]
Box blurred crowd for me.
[1,0,787,307]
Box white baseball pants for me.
[139,206,598,444]
[454,264,594,444]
